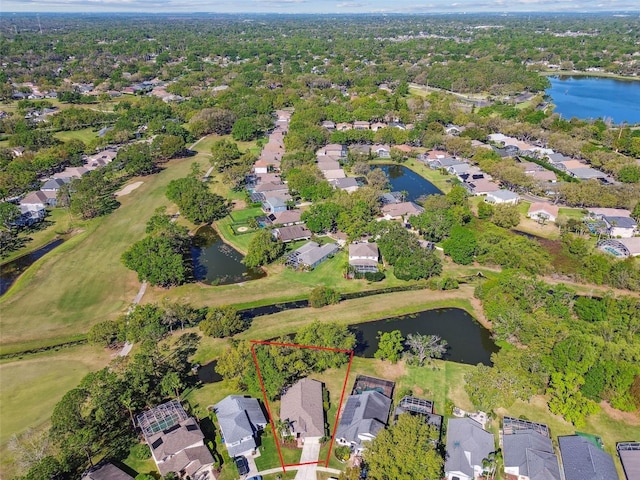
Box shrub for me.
[335,445,352,462]
[364,271,385,282]
[309,286,341,308]
[131,442,151,460]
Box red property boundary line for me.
[250,340,354,472]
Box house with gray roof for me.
[137,401,214,479]
[558,435,617,480]
[618,442,640,480]
[286,241,339,270]
[445,417,495,480]
[273,224,312,243]
[41,177,71,192]
[604,215,637,238]
[330,177,360,193]
[81,462,134,480]
[485,189,520,205]
[503,429,561,480]
[280,378,325,441]
[335,390,392,454]
[567,167,607,181]
[348,242,379,273]
[214,395,268,458]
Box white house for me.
[485,190,520,205]
[348,242,379,273]
[604,216,638,238]
[527,203,559,223]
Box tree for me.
[367,167,389,190]
[0,202,20,229]
[477,201,494,219]
[166,167,230,224]
[87,320,123,347]
[210,138,241,172]
[232,117,260,141]
[490,204,521,228]
[375,330,404,363]
[160,371,183,399]
[617,164,640,183]
[301,202,344,233]
[547,371,600,427]
[199,305,246,338]
[68,170,119,219]
[442,226,477,265]
[364,413,443,480]
[117,143,155,176]
[150,134,185,161]
[308,286,341,308]
[243,229,284,268]
[404,333,448,367]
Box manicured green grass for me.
[0,344,113,458]
[121,453,157,477]
[229,207,263,223]
[254,426,301,470]
[559,207,587,220]
[54,127,97,144]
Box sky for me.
[2,0,639,14]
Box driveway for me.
[295,438,321,480]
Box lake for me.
[0,239,65,296]
[546,76,640,125]
[378,164,442,202]
[191,225,265,285]
[350,308,498,366]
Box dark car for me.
[234,456,249,476]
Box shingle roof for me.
[348,242,378,259]
[558,435,618,480]
[83,463,135,480]
[214,395,267,457]
[618,442,640,480]
[336,391,391,446]
[503,429,560,480]
[280,378,325,438]
[148,418,204,461]
[444,418,494,478]
[488,189,520,201]
[604,216,637,229]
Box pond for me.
[0,238,65,296]
[191,225,265,285]
[546,76,640,125]
[350,308,498,366]
[378,164,442,202]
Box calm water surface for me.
[351,307,498,366]
[546,76,640,125]
[0,239,64,296]
[378,164,442,202]
[191,225,265,285]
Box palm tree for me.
[481,449,502,480]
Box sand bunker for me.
[115,181,143,197]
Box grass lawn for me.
[0,344,113,478]
[54,127,97,144]
[255,426,302,470]
[121,453,157,478]
[229,206,263,223]
[559,206,587,220]
[0,208,83,264]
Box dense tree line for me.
[466,271,640,426]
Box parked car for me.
[234,456,249,476]
[247,477,263,480]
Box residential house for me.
[20,190,53,208]
[599,237,640,258]
[393,144,413,154]
[335,390,392,454]
[529,169,557,183]
[428,157,464,170]
[321,120,336,130]
[13,204,46,227]
[349,144,371,156]
[568,167,608,181]
[604,215,637,238]
[318,144,347,158]
[348,242,379,273]
[270,209,302,226]
[447,163,473,176]
[502,417,561,480]
[444,417,495,480]
[393,396,442,437]
[618,442,640,480]
[214,395,268,458]
[353,121,370,130]
[81,462,134,480]
[262,197,288,214]
[381,201,424,221]
[137,400,214,479]
[388,121,406,130]
[317,158,342,172]
[322,169,347,180]
[336,122,352,131]
[273,224,312,243]
[372,144,391,158]
[558,435,617,480]
[286,241,339,270]
[527,203,559,223]
[446,125,463,135]
[41,177,71,192]
[330,177,360,193]
[485,190,520,205]
[380,192,402,205]
[280,378,325,441]
[371,121,387,132]
[464,178,500,196]
[9,147,25,157]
